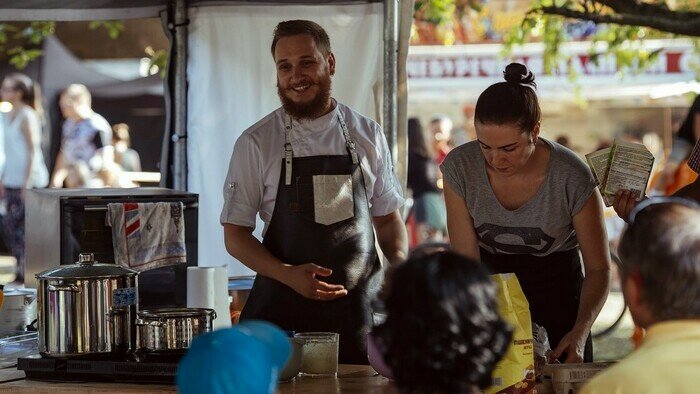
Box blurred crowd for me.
[0,72,142,283]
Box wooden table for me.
[0,364,396,393]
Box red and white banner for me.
[407,40,697,79]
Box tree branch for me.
[535,5,700,36]
[597,0,671,16]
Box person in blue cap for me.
[177,321,291,394]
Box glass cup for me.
[294,332,339,377]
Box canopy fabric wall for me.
[186,3,384,275]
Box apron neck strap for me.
[284,114,294,186]
[336,111,360,165]
[283,107,359,186]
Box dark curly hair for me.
[375,251,512,393]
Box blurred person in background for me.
[0,73,49,283]
[407,117,447,245]
[90,123,141,188]
[369,250,512,393]
[429,115,453,164]
[653,95,699,195]
[51,84,111,188]
[582,197,700,394]
[555,135,570,149]
[108,123,141,172]
[449,105,476,148]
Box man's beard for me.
[277,74,332,121]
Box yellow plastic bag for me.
[487,273,536,394]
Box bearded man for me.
[220,20,407,364]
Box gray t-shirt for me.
[440,138,597,256]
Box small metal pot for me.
[0,289,37,332]
[36,253,138,358]
[136,308,216,353]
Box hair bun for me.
[503,63,536,88]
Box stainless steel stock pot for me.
[36,253,139,358]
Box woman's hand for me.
[550,325,589,363]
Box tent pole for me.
[383,0,399,164]
[172,0,188,191]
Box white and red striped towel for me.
[106,202,186,271]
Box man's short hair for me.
[62,84,92,107]
[270,20,331,58]
[618,199,700,321]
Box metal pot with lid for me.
[36,253,139,358]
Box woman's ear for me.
[531,122,541,144]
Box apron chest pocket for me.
[313,174,354,225]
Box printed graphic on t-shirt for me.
[476,223,555,255]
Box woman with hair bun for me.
[0,72,49,283]
[440,63,611,363]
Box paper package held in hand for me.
[487,273,536,394]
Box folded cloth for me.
[106,202,186,271]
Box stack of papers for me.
[585,140,655,207]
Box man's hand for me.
[550,325,588,363]
[613,190,641,222]
[280,263,348,301]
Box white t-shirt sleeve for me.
[369,123,405,216]
[220,133,263,228]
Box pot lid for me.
[1,288,36,297]
[36,253,138,280]
[138,308,216,319]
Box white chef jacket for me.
[220,100,405,233]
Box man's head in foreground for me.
[618,197,700,329]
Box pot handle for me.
[47,284,81,293]
[135,318,165,327]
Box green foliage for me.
[419,0,700,79]
[0,23,18,46]
[415,0,457,24]
[21,21,55,45]
[7,46,43,69]
[145,46,168,78]
[88,21,124,39]
[0,22,54,69]
[0,20,128,70]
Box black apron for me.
[480,247,593,362]
[240,112,381,364]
